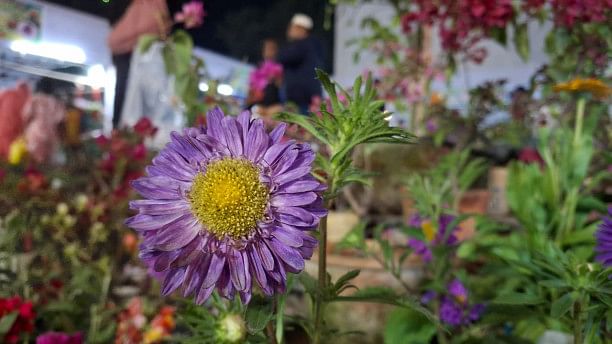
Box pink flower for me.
[36,332,83,344]
[174,1,205,29]
[249,61,283,94]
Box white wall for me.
[32,0,112,65]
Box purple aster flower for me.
[408,214,423,227]
[448,279,468,303]
[433,214,459,246]
[420,290,437,304]
[126,108,326,304]
[408,238,432,262]
[439,296,464,327]
[595,208,612,269]
[466,303,486,324]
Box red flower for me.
[95,134,110,148]
[131,143,147,161]
[0,296,35,344]
[519,147,544,166]
[133,118,157,137]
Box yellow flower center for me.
[421,220,436,242]
[189,158,269,239]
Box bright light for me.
[10,40,86,64]
[217,84,234,96]
[86,64,106,88]
[198,82,209,92]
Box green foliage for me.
[384,308,436,344]
[405,149,488,216]
[277,70,414,198]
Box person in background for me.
[107,0,170,128]
[248,39,283,123]
[278,13,324,115]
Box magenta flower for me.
[249,61,283,94]
[36,332,83,344]
[174,1,205,29]
[126,108,326,304]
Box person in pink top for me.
[0,83,29,159]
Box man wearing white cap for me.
[278,13,324,114]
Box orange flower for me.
[430,92,444,106]
[553,78,610,99]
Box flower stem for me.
[313,214,328,344]
[572,97,586,149]
[573,299,583,344]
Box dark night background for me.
[43,0,334,69]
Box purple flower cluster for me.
[422,279,485,327]
[126,108,326,304]
[407,214,460,263]
[36,332,82,344]
[595,208,612,271]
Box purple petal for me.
[271,192,318,207]
[152,215,200,251]
[245,120,268,162]
[229,249,249,292]
[184,255,211,297]
[249,248,271,295]
[221,116,243,156]
[275,166,312,186]
[277,179,322,193]
[237,110,251,141]
[206,107,225,141]
[196,285,215,305]
[171,236,203,267]
[256,242,275,271]
[269,237,304,272]
[272,226,303,247]
[125,212,186,232]
[129,199,190,216]
[273,147,299,175]
[161,267,187,296]
[202,254,225,288]
[269,123,287,143]
[132,176,185,200]
[263,142,293,166]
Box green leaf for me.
[334,269,360,294]
[299,272,318,298]
[138,34,159,53]
[0,312,18,336]
[245,296,274,333]
[336,222,366,251]
[490,27,507,46]
[551,292,575,318]
[493,292,544,305]
[274,112,330,146]
[384,308,436,344]
[514,23,530,61]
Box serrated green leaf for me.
[245,296,274,333]
[274,112,330,146]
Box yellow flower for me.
[421,220,436,242]
[553,78,610,99]
[8,137,27,165]
[143,327,164,344]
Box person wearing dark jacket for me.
[277,14,324,114]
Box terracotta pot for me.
[457,189,490,240]
[487,167,509,216]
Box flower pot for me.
[487,166,509,216]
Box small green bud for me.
[215,314,246,344]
